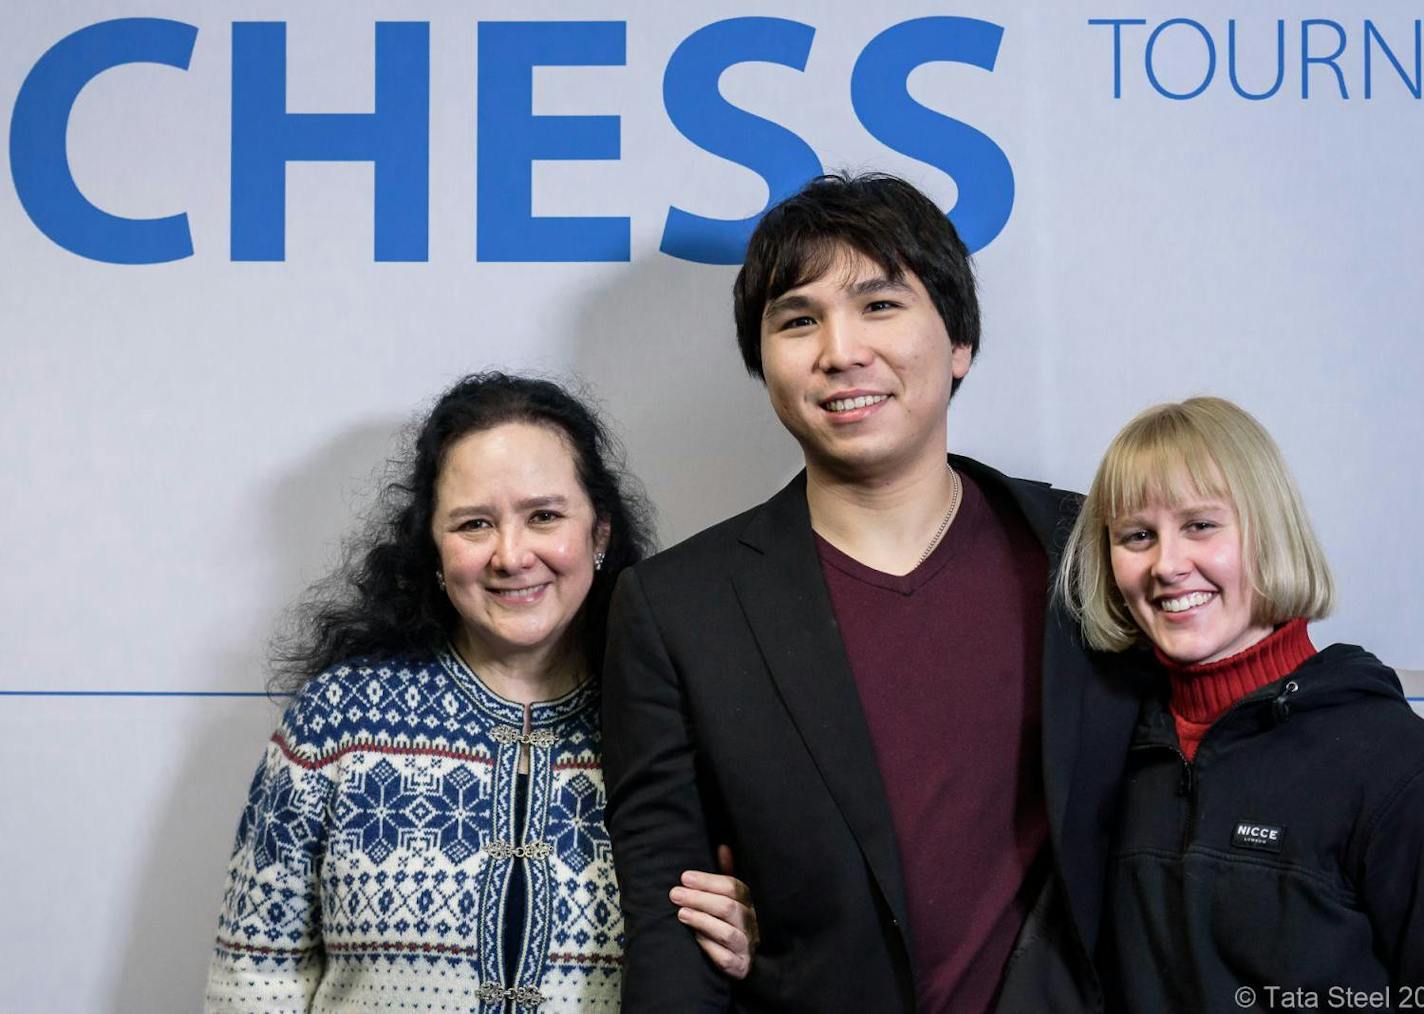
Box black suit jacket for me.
[602,456,1140,1012]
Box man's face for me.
[758,246,971,479]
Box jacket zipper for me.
[1155,678,1301,856]
[1127,739,1195,854]
[1175,749,1195,854]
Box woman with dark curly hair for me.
[205,373,756,1012]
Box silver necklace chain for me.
[918,465,963,566]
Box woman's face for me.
[1108,496,1272,665]
[431,422,608,674]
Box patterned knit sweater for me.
[205,649,622,1013]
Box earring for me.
[435,570,446,591]
[594,552,605,572]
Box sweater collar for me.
[437,644,598,727]
[1156,618,1317,725]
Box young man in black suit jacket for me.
[602,174,1139,1012]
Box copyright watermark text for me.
[1235,985,1424,1009]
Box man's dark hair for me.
[270,371,654,693]
[732,172,980,393]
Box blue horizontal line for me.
[0,690,289,698]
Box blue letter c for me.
[9,18,197,264]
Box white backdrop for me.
[3,2,1422,1010]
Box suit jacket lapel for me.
[730,472,913,944]
[951,456,1084,842]
[952,454,1137,949]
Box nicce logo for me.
[7,17,1015,266]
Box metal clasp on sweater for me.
[492,726,556,748]
[476,982,547,1006]
[484,839,552,861]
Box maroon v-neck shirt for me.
[815,473,1049,1013]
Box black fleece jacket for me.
[1101,644,1424,1013]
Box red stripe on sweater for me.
[215,937,315,956]
[272,734,496,770]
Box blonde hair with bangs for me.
[1057,397,1335,652]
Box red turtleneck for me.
[1156,618,1317,761]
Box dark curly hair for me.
[271,372,655,693]
[733,172,980,395]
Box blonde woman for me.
[1058,397,1424,1012]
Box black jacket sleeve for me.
[601,567,729,1012]
[1361,763,1424,988]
